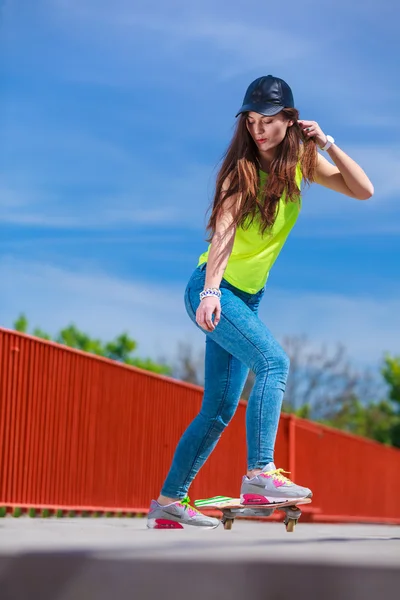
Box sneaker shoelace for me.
[263,468,293,485]
[179,496,202,517]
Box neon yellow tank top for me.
[198,165,303,294]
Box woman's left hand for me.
[298,120,327,149]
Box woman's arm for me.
[314,147,374,200]
[204,180,239,290]
[298,119,374,200]
[196,179,239,332]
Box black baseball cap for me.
[235,75,295,117]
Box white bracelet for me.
[321,135,335,151]
[199,288,221,301]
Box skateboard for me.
[194,496,312,532]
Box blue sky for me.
[1,0,399,369]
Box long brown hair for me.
[206,108,318,242]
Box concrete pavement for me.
[1,517,399,599]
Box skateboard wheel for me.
[285,518,297,533]
[222,517,234,530]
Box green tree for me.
[323,394,397,445]
[14,314,28,333]
[104,333,137,362]
[381,355,400,447]
[56,325,104,355]
[382,355,400,406]
[32,328,52,341]
[13,314,170,376]
[319,354,400,448]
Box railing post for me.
[288,415,296,480]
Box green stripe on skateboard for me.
[195,496,234,507]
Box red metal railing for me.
[1,327,400,522]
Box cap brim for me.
[235,103,284,118]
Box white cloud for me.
[0,189,180,228]
[2,123,399,233]
[296,145,400,234]
[1,257,398,368]
[334,146,400,203]
[260,289,399,367]
[0,108,214,229]
[0,168,208,230]
[48,0,313,59]
[0,187,31,209]
[0,256,201,363]
[350,111,400,129]
[6,0,397,128]
[2,2,399,236]
[0,182,177,229]
[40,0,397,119]
[294,219,400,237]
[1,137,398,237]
[39,0,315,83]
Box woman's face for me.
[246,111,293,153]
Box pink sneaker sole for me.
[241,493,307,505]
[147,518,184,529]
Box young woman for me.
[147,75,374,529]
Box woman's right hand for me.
[196,296,221,332]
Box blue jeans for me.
[161,263,290,499]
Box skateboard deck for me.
[194,496,312,532]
